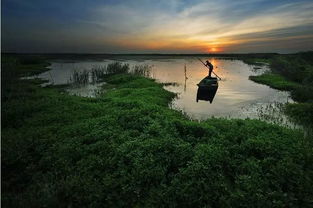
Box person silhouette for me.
[205,60,214,77]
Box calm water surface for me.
[35,57,294,125]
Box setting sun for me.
[206,47,222,53]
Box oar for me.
[197,58,222,80]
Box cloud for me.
[2,0,313,53]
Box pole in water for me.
[184,64,188,92]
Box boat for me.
[196,76,218,103]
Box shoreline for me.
[247,54,313,129]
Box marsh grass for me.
[256,101,298,128]
[106,62,129,74]
[70,70,90,85]
[1,55,50,102]
[249,72,300,91]
[249,52,313,128]
[69,63,124,85]
[163,82,179,86]
[69,66,108,85]
[131,64,152,77]
[3,55,313,207]
[242,58,271,66]
[69,62,153,85]
[285,103,313,130]
[91,65,107,81]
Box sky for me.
[2,0,313,53]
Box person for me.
[205,60,214,77]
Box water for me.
[33,57,295,126]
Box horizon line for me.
[5,52,312,56]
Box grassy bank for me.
[250,73,300,91]
[2,55,313,207]
[242,58,271,66]
[248,52,313,128]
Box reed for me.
[70,70,90,85]
[106,62,129,74]
[90,65,107,83]
[69,65,110,85]
[131,64,152,77]
[69,62,153,85]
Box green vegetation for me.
[285,103,313,130]
[271,53,313,84]
[2,55,50,102]
[2,55,313,207]
[250,73,300,91]
[242,58,271,66]
[71,70,91,85]
[70,63,152,85]
[270,53,313,104]
[106,62,129,74]
[131,64,152,77]
[249,52,313,128]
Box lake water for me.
[34,57,295,126]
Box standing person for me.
[205,60,214,77]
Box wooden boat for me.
[196,76,218,103]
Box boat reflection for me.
[196,76,219,103]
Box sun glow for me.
[206,47,222,53]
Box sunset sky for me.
[2,0,313,53]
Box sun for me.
[202,44,223,53]
[206,47,221,53]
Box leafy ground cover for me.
[2,55,313,207]
[250,73,300,91]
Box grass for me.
[285,103,313,129]
[249,73,300,91]
[7,55,50,76]
[106,62,129,74]
[131,64,152,77]
[69,63,152,85]
[248,52,313,128]
[2,55,313,207]
[242,58,271,66]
